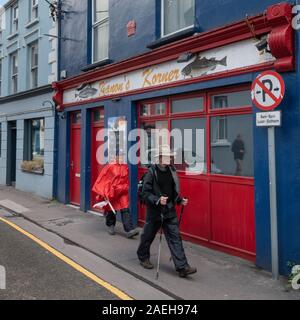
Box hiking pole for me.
[156,213,164,280]
[178,204,185,226]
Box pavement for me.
[0,185,299,300]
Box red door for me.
[70,112,81,205]
[90,108,105,209]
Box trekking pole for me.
[156,213,164,280]
[178,204,185,226]
[169,204,185,262]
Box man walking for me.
[137,145,197,278]
[231,134,245,176]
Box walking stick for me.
[156,214,164,280]
[178,204,185,226]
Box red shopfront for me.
[52,2,294,264]
[138,85,256,261]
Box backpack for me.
[138,166,156,205]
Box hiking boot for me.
[178,265,197,278]
[127,229,140,239]
[107,226,115,235]
[140,260,154,270]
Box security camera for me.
[255,36,270,53]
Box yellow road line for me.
[0,217,133,300]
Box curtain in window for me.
[163,0,194,36]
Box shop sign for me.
[63,38,275,104]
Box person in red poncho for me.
[92,151,139,239]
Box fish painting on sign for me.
[181,54,228,78]
[75,83,98,99]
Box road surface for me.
[0,220,119,300]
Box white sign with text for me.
[256,111,282,127]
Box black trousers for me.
[106,208,135,232]
[137,216,188,270]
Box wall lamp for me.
[111,97,121,102]
[255,36,270,53]
[58,111,66,120]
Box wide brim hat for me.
[154,145,176,158]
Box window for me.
[30,119,45,161]
[92,0,109,62]
[140,121,168,166]
[172,118,206,174]
[10,52,18,94]
[162,0,195,37]
[0,123,2,158]
[23,119,45,173]
[11,3,19,34]
[171,96,204,114]
[211,116,229,146]
[139,88,253,177]
[30,0,38,20]
[209,88,253,177]
[140,102,166,117]
[0,14,3,42]
[29,42,38,88]
[211,90,252,109]
[0,60,2,96]
[211,115,253,177]
[72,112,82,124]
[93,109,104,122]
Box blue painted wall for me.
[0,0,57,199]
[0,0,57,93]
[254,69,300,275]
[60,0,294,77]
[57,0,300,275]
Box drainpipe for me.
[52,0,62,199]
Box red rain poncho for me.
[92,162,130,211]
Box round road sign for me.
[251,71,285,111]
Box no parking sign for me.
[251,70,286,280]
[251,71,285,111]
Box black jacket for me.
[142,165,183,222]
[232,139,245,160]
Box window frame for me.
[0,59,2,97]
[11,3,19,34]
[161,0,195,38]
[30,0,39,21]
[138,84,253,179]
[92,0,109,63]
[29,41,39,89]
[0,14,3,43]
[0,123,2,158]
[24,118,45,162]
[10,52,18,94]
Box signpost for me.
[251,71,285,280]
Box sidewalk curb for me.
[0,205,183,300]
